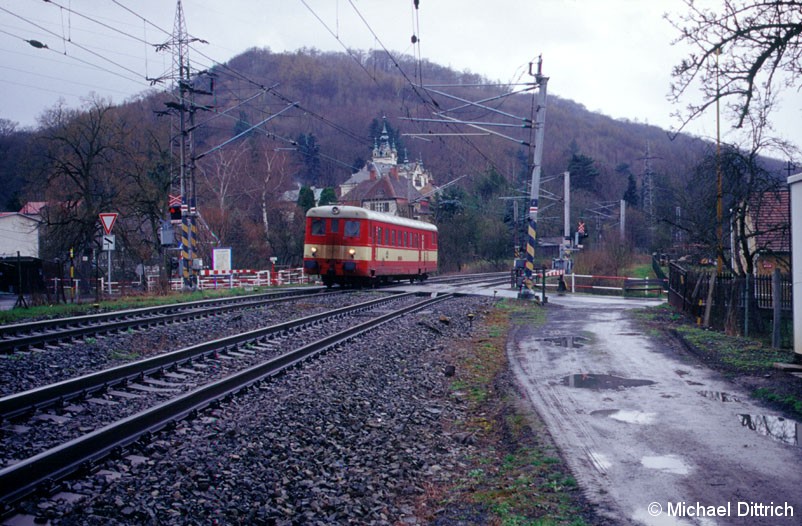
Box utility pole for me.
[522,56,549,297]
[174,0,195,289]
[156,0,209,290]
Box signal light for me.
[169,205,182,221]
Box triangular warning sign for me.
[99,213,118,235]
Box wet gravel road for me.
[508,295,802,526]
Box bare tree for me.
[36,97,128,261]
[251,145,293,241]
[667,0,802,133]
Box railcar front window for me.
[344,220,360,237]
[330,219,339,233]
[311,218,325,236]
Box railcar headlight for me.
[310,246,318,254]
[348,248,356,257]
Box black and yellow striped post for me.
[522,199,538,295]
[180,215,198,287]
[180,218,190,280]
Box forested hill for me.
[0,47,714,212]
[0,47,742,269]
[216,47,711,198]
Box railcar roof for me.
[306,206,437,231]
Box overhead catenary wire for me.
[297,0,380,86]
[0,5,149,87]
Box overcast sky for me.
[1,0,800,154]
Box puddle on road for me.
[640,454,691,475]
[590,409,656,424]
[739,414,799,447]
[699,390,741,402]
[535,335,590,348]
[562,373,656,389]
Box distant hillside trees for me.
[296,133,322,186]
[0,47,729,276]
[566,141,600,192]
[435,169,514,272]
[618,163,639,206]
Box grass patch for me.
[433,299,590,525]
[636,303,793,374]
[752,388,802,419]
[625,263,654,279]
[673,324,791,372]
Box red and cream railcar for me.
[303,205,438,287]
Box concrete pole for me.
[620,199,626,241]
[789,172,802,358]
[563,171,571,245]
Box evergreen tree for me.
[318,187,337,206]
[617,163,638,206]
[567,142,600,192]
[295,134,322,186]
[297,185,316,212]
[233,110,252,139]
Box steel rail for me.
[0,288,331,354]
[0,292,410,421]
[0,287,325,339]
[0,293,453,508]
[426,272,507,285]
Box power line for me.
[297,0,379,86]
[0,5,148,86]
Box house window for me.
[370,202,389,213]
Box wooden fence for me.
[668,262,792,347]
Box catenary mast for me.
[524,57,549,289]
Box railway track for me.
[0,287,327,354]
[0,291,453,510]
[416,272,510,291]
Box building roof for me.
[18,202,47,215]
[340,173,424,206]
[747,189,790,253]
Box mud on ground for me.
[631,304,802,423]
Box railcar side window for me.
[330,219,339,233]
[311,218,325,235]
[344,220,360,237]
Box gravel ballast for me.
[10,296,494,525]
